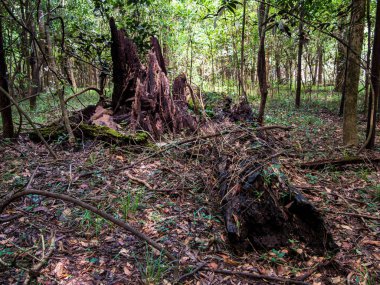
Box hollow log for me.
[218,158,337,254]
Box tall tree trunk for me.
[295,10,304,108]
[0,17,14,138]
[363,0,371,112]
[240,0,247,102]
[65,57,77,89]
[343,0,366,145]
[28,10,40,110]
[275,47,281,85]
[365,0,380,149]
[45,1,75,144]
[257,1,269,125]
[317,45,323,86]
[335,19,347,92]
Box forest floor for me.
[0,90,379,285]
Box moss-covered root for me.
[29,124,149,145]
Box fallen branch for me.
[23,233,56,285]
[64,87,102,104]
[177,262,207,283]
[125,172,153,190]
[0,214,22,223]
[296,259,334,281]
[202,268,310,285]
[0,190,176,261]
[300,156,380,170]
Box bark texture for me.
[366,0,380,148]
[109,18,197,138]
[257,1,269,125]
[343,0,366,145]
[0,17,14,138]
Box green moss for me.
[29,123,148,145]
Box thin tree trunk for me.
[343,0,366,146]
[240,0,247,102]
[257,1,269,125]
[0,17,14,138]
[335,20,347,92]
[317,45,323,86]
[364,0,371,112]
[365,0,380,149]
[29,10,39,110]
[295,9,304,108]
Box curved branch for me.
[0,190,176,261]
[64,87,102,104]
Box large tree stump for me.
[109,18,197,138]
[109,18,144,113]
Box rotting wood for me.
[201,268,310,285]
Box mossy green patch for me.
[29,123,148,145]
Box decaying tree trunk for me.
[109,18,197,138]
[109,18,144,112]
[217,157,337,254]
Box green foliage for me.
[120,190,142,219]
[79,209,106,236]
[137,246,169,284]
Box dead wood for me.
[201,268,310,285]
[130,51,196,137]
[214,127,337,255]
[125,171,154,190]
[64,87,103,104]
[218,159,337,254]
[23,233,56,285]
[29,123,148,145]
[0,190,176,261]
[300,156,380,169]
[151,36,167,75]
[109,17,144,112]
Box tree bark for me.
[28,10,40,110]
[365,0,380,148]
[240,0,247,102]
[335,18,347,92]
[295,10,304,108]
[0,17,14,138]
[257,1,269,125]
[363,0,371,112]
[343,0,366,146]
[317,45,323,86]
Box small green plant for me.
[86,152,98,166]
[305,173,318,185]
[137,246,169,284]
[259,249,286,265]
[374,184,380,202]
[79,210,105,236]
[121,191,142,219]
